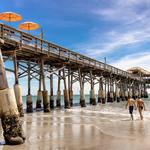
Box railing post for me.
[35,38,37,52]
[1,24,4,39]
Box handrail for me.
[0,23,142,81]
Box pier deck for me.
[0,23,142,81]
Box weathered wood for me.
[89,71,96,105]
[26,61,33,113]
[50,72,54,109]
[36,64,42,109]
[56,70,61,107]
[63,68,70,109]
[0,48,25,145]
[13,51,19,85]
[0,49,8,90]
[70,72,73,107]
[78,68,86,107]
[41,59,50,112]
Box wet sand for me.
[0,103,150,150]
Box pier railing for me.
[0,23,142,81]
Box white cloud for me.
[111,52,150,71]
[74,0,150,59]
[85,28,150,57]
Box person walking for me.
[126,96,136,120]
[137,98,146,120]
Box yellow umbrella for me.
[19,21,40,31]
[0,12,22,22]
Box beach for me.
[0,100,150,150]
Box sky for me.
[1,0,150,95]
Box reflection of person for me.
[137,98,146,120]
[126,96,136,120]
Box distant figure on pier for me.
[126,96,136,120]
[137,98,146,120]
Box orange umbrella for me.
[0,12,22,22]
[19,21,40,31]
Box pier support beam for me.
[63,68,70,109]
[68,70,73,107]
[79,69,86,107]
[107,78,114,102]
[98,78,103,103]
[107,78,111,102]
[41,60,50,112]
[0,49,25,144]
[36,63,42,109]
[50,73,54,109]
[109,80,114,102]
[13,51,24,117]
[89,71,96,105]
[26,61,33,113]
[129,85,133,98]
[116,83,120,102]
[144,83,148,98]
[124,81,128,101]
[56,70,61,107]
[120,82,125,101]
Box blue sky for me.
[1,0,150,95]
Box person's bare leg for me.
[131,114,133,120]
[140,111,143,120]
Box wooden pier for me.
[0,23,149,110]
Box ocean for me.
[22,95,150,111]
[22,95,93,108]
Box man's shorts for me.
[129,106,134,114]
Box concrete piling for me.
[14,84,24,117]
[26,62,33,113]
[50,74,54,109]
[36,90,43,109]
[98,78,103,103]
[42,90,50,112]
[13,51,24,117]
[89,71,96,105]
[41,59,50,112]
[36,64,42,109]
[0,49,25,145]
[78,68,86,107]
[63,68,70,109]
[56,70,61,107]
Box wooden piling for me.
[89,71,96,105]
[36,62,42,109]
[56,70,61,107]
[109,79,114,102]
[0,48,25,144]
[78,68,86,107]
[63,68,70,109]
[41,59,50,112]
[98,78,102,103]
[68,69,73,107]
[13,51,24,117]
[26,61,33,113]
[70,73,73,107]
[50,73,54,109]
[116,82,120,102]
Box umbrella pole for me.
[0,48,25,145]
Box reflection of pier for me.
[0,23,149,112]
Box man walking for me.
[126,96,136,120]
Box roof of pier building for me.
[127,67,150,77]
